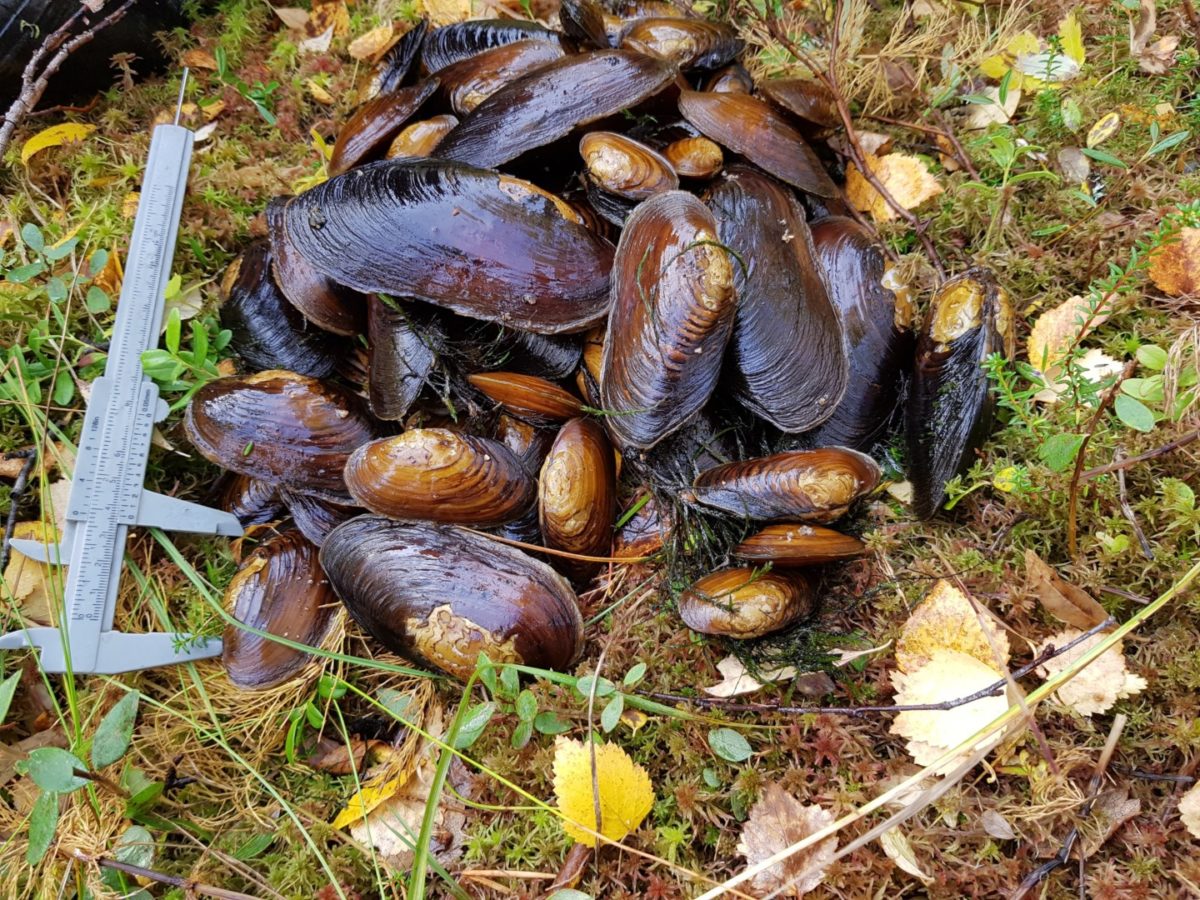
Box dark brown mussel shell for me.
[218,473,284,527]
[434,50,678,169]
[733,524,867,566]
[358,19,428,103]
[279,489,361,548]
[689,447,882,523]
[223,529,338,690]
[613,491,672,559]
[344,429,535,526]
[449,319,583,380]
[265,198,365,337]
[436,39,566,116]
[539,417,617,562]
[584,182,638,228]
[703,63,754,93]
[320,516,583,678]
[580,131,678,200]
[601,190,737,450]
[421,19,563,74]
[576,326,605,407]
[468,372,583,423]
[329,78,439,176]
[495,413,556,476]
[624,400,736,491]
[560,0,611,48]
[679,568,815,639]
[282,160,614,335]
[908,269,1014,519]
[186,371,379,502]
[367,296,442,422]
[619,18,741,70]
[758,78,840,130]
[706,167,847,432]
[386,114,458,158]
[678,90,838,198]
[219,240,343,379]
[663,135,723,179]
[804,216,915,451]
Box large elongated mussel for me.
[435,39,566,115]
[320,516,583,678]
[328,79,439,175]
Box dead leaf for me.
[1026,293,1117,373]
[737,783,837,897]
[193,121,218,144]
[1057,147,1090,183]
[1024,550,1109,629]
[300,24,335,54]
[1086,112,1121,148]
[202,100,226,122]
[964,86,1021,130]
[92,248,123,295]
[845,153,944,223]
[420,0,472,26]
[0,457,31,479]
[982,809,1016,840]
[879,828,932,884]
[1032,348,1123,404]
[181,49,218,70]
[306,736,388,774]
[306,0,349,38]
[1079,789,1141,856]
[1138,35,1179,73]
[1149,227,1200,296]
[1130,0,1155,56]
[1178,781,1200,839]
[272,5,310,29]
[306,78,336,105]
[2,521,60,626]
[830,641,892,668]
[349,22,395,61]
[619,708,649,733]
[704,655,798,698]
[886,480,913,504]
[895,580,1010,674]
[121,192,140,218]
[1035,628,1147,716]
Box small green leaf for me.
[113,824,155,869]
[452,701,496,749]
[575,675,616,699]
[377,688,412,719]
[1145,130,1190,158]
[600,694,624,733]
[85,286,110,313]
[192,320,209,364]
[1136,345,1168,371]
[1114,394,1156,432]
[515,690,538,722]
[304,702,323,730]
[92,692,140,768]
[510,719,533,749]
[317,675,346,700]
[546,891,592,900]
[623,663,647,687]
[708,728,752,763]
[21,223,45,254]
[476,653,497,693]
[125,781,164,820]
[1121,376,1164,404]
[1080,147,1127,169]
[499,664,520,700]
[52,370,74,406]
[1038,432,1086,472]
[43,239,77,261]
[27,747,89,792]
[533,711,572,735]
[7,261,46,283]
[88,249,108,273]
[233,832,275,860]
[1061,97,1083,132]
[0,671,21,725]
[45,276,67,303]
[702,767,721,789]
[27,790,58,864]
[165,307,182,354]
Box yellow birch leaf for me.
[1148,227,1200,296]
[21,123,97,166]
[552,737,653,847]
[1086,112,1121,148]
[979,31,1039,85]
[1059,11,1085,65]
[845,153,944,223]
[420,0,471,26]
[895,579,1009,674]
[331,772,410,829]
[348,22,395,60]
[1026,293,1110,372]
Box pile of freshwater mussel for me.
[191,1,1016,689]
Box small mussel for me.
[560,0,611,48]
[663,136,723,179]
[185,371,379,501]
[495,413,556,476]
[619,18,742,70]
[613,492,672,559]
[367,296,442,422]
[320,516,584,679]
[689,447,882,523]
[436,39,566,115]
[908,268,1014,519]
[601,191,737,450]
[328,79,440,175]
[421,19,563,73]
[344,429,535,526]
[732,524,867,566]
[678,568,815,639]
[539,417,617,562]
[468,372,584,423]
[357,19,428,103]
[386,114,459,158]
[223,529,338,690]
[704,63,754,93]
[580,131,679,200]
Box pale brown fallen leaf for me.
[299,24,335,54]
[1178,780,1200,839]
[879,828,932,884]
[1057,147,1090,183]
[830,641,891,668]
[1027,294,1116,373]
[306,735,388,775]
[1149,227,1200,296]
[180,49,218,70]
[964,86,1021,130]
[1035,629,1147,716]
[420,0,472,26]
[704,655,798,698]
[895,579,1010,674]
[3,521,61,626]
[1079,789,1141,856]
[1129,0,1155,56]
[845,153,944,223]
[1024,550,1109,629]
[982,809,1016,840]
[1138,35,1179,74]
[306,0,349,38]
[0,457,29,479]
[736,783,836,897]
[348,23,395,61]
[272,6,310,29]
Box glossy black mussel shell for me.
[678,90,838,198]
[804,216,915,451]
[689,447,882,523]
[601,191,737,450]
[733,524,867,566]
[435,39,565,116]
[329,78,439,176]
[344,429,535,526]
[560,0,611,48]
[358,19,428,103]
[223,529,338,690]
[217,473,284,527]
[468,372,584,423]
[282,159,614,335]
[679,568,815,639]
[367,296,442,422]
[280,490,361,548]
[320,516,584,679]
[706,167,848,432]
[386,114,458,158]
[758,77,840,129]
[219,240,344,379]
[908,268,1015,519]
[185,371,379,502]
[447,318,583,380]
[434,50,678,169]
[623,403,736,491]
[420,19,563,73]
[538,417,617,563]
[619,18,742,70]
[580,131,678,200]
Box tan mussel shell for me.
[663,136,723,179]
[468,372,584,423]
[679,568,815,639]
[538,417,617,563]
[733,524,867,566]
[386,114,459,158]
[580,131,679,200]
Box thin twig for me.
[70,851,260,900]
[1,453,37,573]
[1115,450,1154,559]
[1081,427,1200,480]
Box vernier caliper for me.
[0,72,243,674]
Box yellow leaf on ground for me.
[980,31,1039,87]
[306,79,335,105]
[1026,293,1113,372]
[552,737,653,847]
[879,827,933,885]
[895,580,1009,674]
[348,22,395,60]
[306,0,349,38]
[1024,550,1109,629]
[420,0,472,26]
[21,123,97,166]
[736,783,836,897]
[1148,227,1200,296]
[1179,781,1200,839]
[845,153,943,223]
[1059,10,1085,65]
[332,774,408,829]
[1086,112,1121,148]
[181,49,218,70]
[3,521,61,626]
[1035,628,1147,716]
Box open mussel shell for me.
[733,524,867,566]
[580,131,678,200]
[704,63,754,93]
[663,135,723,179]
[707,166,848,432]
[468,372,583,423]
[678,90,838,198]
[560,0,611,48]
[495,414,556,476]
[689,447,882,523]
[434,50,678,169]
[758,78,840,129]
[329,79,439,176]
[186,371,379,502]
[421,19,563,73]
[358,19,428,103]
[619,18,741,70]
[386,114,459,158]
[280,490,361,548]
[219,240,344,379]
[223,529,338,690]
[282,159,614,335]
[320,516,583,679]
[345,429,535,526]
[265,198,365,337]
[367,296,442,422]
[436,39,566,116]
[613,492,672,559]
[679,568,815,639]
[601,191,737,450]
[539,417,617,562]
[804,216,915,451]
[908,268,1014,519]
[218,473,284,528]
